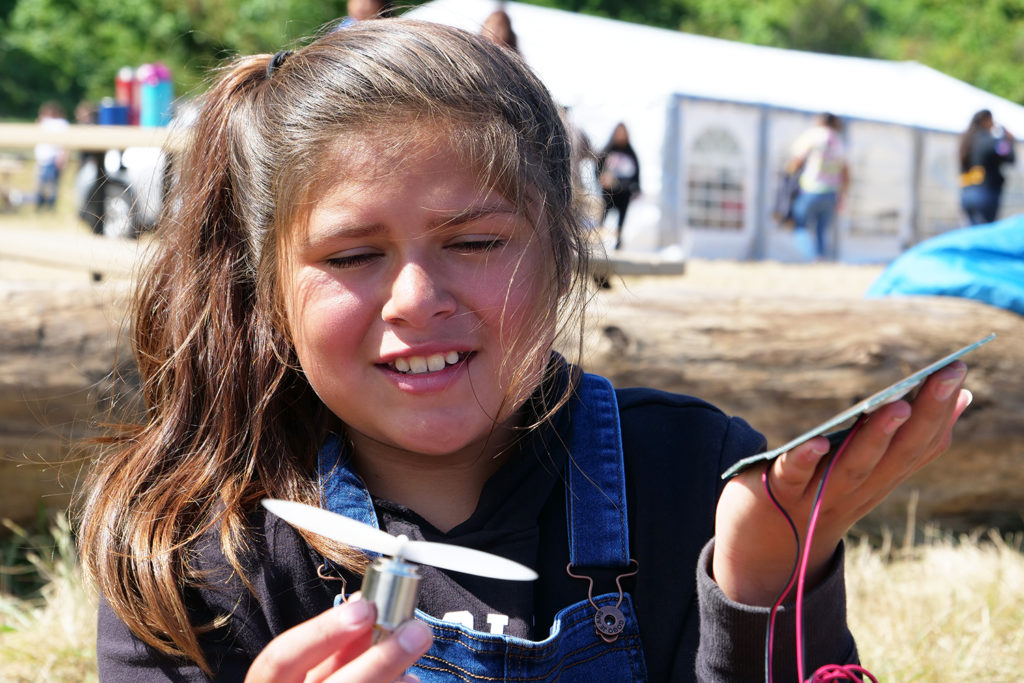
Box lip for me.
[378,351,473,393]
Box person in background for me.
[480,7,519,53]
[596,122,640,250]
[336,0,394,28]
[959,109,1016,226]
[787,112,849,260]
[34,101,69,211]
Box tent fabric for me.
[407,0,1024,256]
[408,0,1024,136]
[865,215,1024,315]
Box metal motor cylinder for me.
[361,555,422,642]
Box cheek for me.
[284,274,370,366]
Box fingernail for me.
[396,620,432,654]
[962,389,974,408]
[338,598,373,629]
[935,364,967,401]
[811,439,830,455]
[883,413,909,435]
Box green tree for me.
[868,0,1024,106]
[0,0,349,120]
[528,0,1024,106]
[2,0,1022,120]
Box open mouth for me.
[387,351,470,375]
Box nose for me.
[381,260,457,326]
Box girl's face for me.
[281,129,553,464]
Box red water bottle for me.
[115,66,136,124]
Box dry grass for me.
[0,515,97,683]
[1,513,1022,681]
[846,527,1024,682]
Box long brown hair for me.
[959,109,992,172]
[78,19,592,672]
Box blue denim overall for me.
[320,373,648,682]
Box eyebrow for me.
[437,203,519,228]
[305,202,520,246]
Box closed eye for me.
[447,238,507,254]
[325,252,382,269]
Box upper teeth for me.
[393,351,461,374]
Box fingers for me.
[768,361,971,515]
[247,599,376,683]
[325,619,433,683]
[712,361,974,606]
[247,598,433,683]
[871,360,968,470]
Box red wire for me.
[763,416,879,682]
[762,468,800,681]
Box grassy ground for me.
[1,514,1022,681]
[847,527,1024,682]
[0,516,97,683]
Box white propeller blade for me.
[400,539,536,580]
[262,499,537,581]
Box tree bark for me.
[3,280,1022,536]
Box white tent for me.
[408,0,1024,262]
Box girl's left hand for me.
[712,360,971,606]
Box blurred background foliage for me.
[1,0,1023,120]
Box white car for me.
[74,145,167,238]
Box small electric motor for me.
[361,553,422,642]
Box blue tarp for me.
[866,214,1024,315]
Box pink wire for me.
[810,664,879,682]
[795,418,864,681]
[763,416,878,682]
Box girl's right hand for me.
[244,598,433,683]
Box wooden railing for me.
[0,123,184,152]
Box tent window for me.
[686,127,745,230]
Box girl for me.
[79,19,972,682]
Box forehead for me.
[293,118,523,213]
[329,125,470,184]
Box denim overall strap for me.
[318,434,378,529]
[567,373,631,569]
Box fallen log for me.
[2,276,1021,536]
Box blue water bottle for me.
[138,63,174,127]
